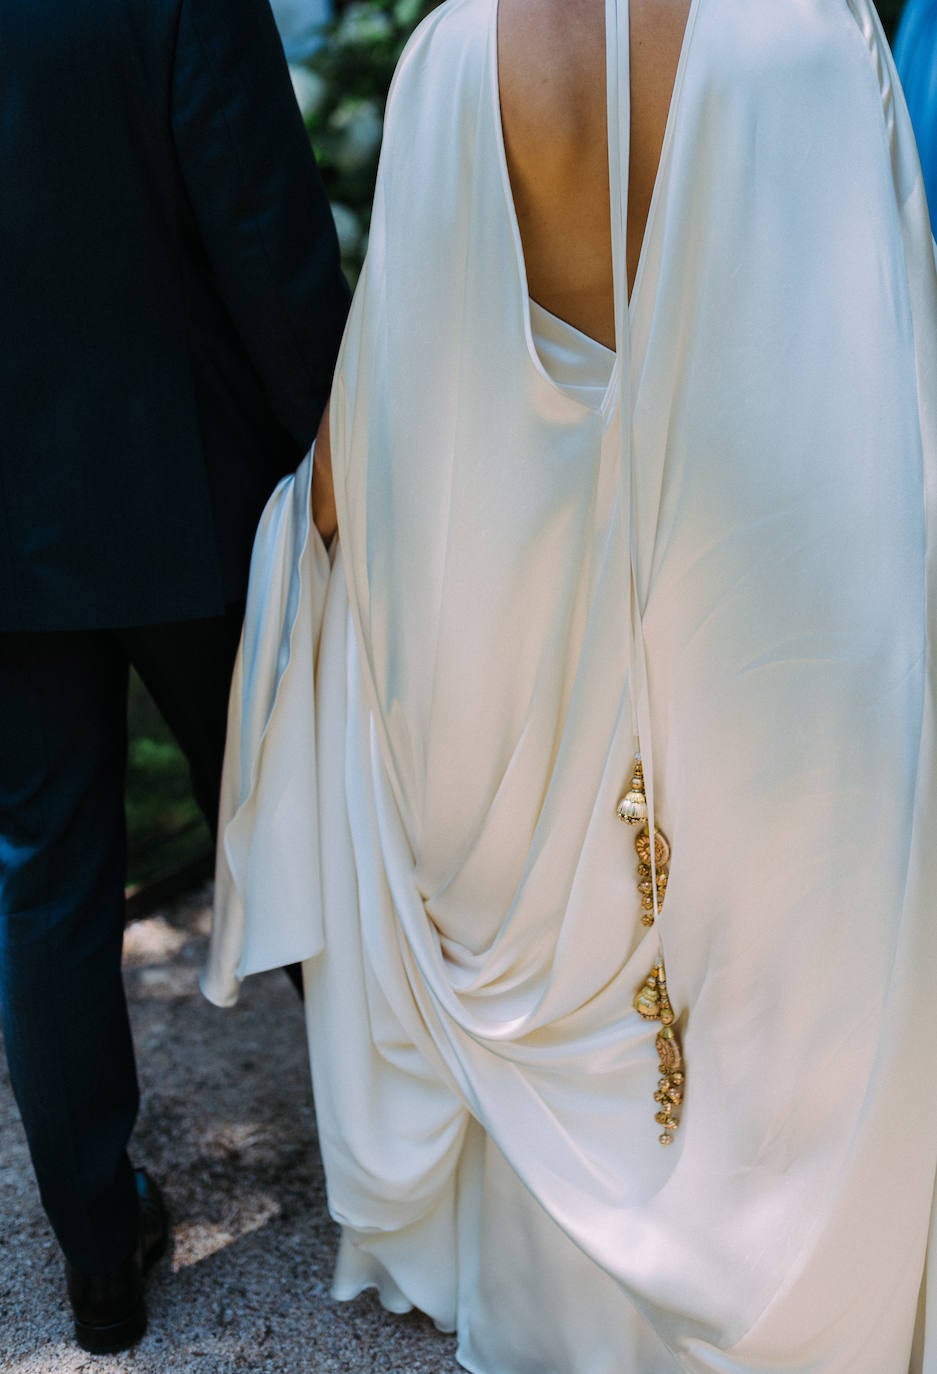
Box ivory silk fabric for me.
[204,0,937,1368]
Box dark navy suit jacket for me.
[0,0,349,631]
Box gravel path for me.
[0,888,462,1373]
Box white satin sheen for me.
[529,301,614,401]
[204,0,937,1368]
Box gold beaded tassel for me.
[633,962,684,1145]
[617,756,685,1146]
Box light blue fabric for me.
[270,0,332,59]
[895,0,937,215]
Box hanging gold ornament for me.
[618,755,685,1146]
[632,960,684,1145]
[616,759,670,928]
[616,763,648,825]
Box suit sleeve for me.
[171,0,350,448]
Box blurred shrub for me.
[291,0,439,279]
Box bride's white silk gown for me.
[203,0,937,1368]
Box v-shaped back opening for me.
[493,0,699,374]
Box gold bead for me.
[634,985,661,1019]
[659,1133,673,1146]
[641,914,655,927]
[617,790,648,825]
[635,828,671,868]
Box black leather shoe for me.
[66,1169,168,1355]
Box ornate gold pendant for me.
[616,760,670,928]
[618,756,685,1146]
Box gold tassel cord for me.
[617,757,685,1146]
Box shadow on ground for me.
[0,889,461,1372]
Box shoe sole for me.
[74,1304,147,1355]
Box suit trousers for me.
[0,606,243,1273]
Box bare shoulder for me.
[497,0,606,154]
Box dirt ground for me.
[0,887,462,1373]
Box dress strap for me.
[605,0,659,915]
[606,0,684,1147]
[605,0,631,356]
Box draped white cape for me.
[204,0,937,1368]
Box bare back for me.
[497,0,691,349]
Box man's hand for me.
[312,400,338,545]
